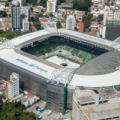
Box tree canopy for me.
[82,14,93,29]
[73,0,92,11]
[40,0,47,7]
[0,30,30,39]
[0,11,7,17]
[33,16,41,29]
[0,97,35,120]
[57,0,66,5]
[26,0,37,3]
[57,21,62,28]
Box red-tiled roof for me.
[7,80,12,84]
[0,80,5,84]
[26,94,33,99]
[3,22,10,28]
[12,78,16,81]
[30,23,35,29]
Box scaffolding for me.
[49,68,74,85]
[46,68,74,115]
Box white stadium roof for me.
[0,29,120,88]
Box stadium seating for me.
[22,36,108,63]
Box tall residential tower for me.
[7,73,19,100]
[11,0,21,31]
[66,15,75,30]
[47,0,57,13]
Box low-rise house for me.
[20,93,36,107]
[2,22,11,31]
[74,11,85,19]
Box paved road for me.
[26,100,72,120]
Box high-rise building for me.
[66,15,75,30]
[6,73,19,100]
[18,0,26,6]
[47,0,57,13]
[21,6,30,20]
[11,1,21,31]
[22,18,29,31]
[11,0,30,31]
[102,9,120,40]
[21,6,30,31]
[114,10,120,20]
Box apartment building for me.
[6,73,19,100]
[47,0,57,13]
[22,18,29,31]
[11,0,30,31]
[11,0,21,31]
[66,15,75,30]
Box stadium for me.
[0,29,120,114]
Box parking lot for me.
[26,100,72,120]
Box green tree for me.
[31,7,33,12]
[82,14,93,28]
[38,13,43,17]
[33,16,41,29]
[49,13,54,17]
[57,0,66,5]
[0,30,30,39]
[40,0,47,7]
[33,22,41,29]
[0,11,7,17]
[0,101,35,120]
[26,0,37,3]
[73,0,92,11]
[5,2,9,7]
[57,21,62,28]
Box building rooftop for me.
[78,96,95,104]
[12,78,16,81]
[7,80,12,84]
[26,93,34,99]
[82,102,120,120]
[20,96,28,102]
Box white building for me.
[66,15,75,30]
[72,87,120,120]
[47,0,57,13]
[11,0,30,31]
[21,6,30,20]
[116,0,120,5]
[20,93,35,107]
[7,73,19,100]
[22,18,29,31]
[91,0,104,2]
[114,10,120,20]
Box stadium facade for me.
[0,29,120,114]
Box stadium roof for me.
[58,29,113,48]
[75,50,120,75]
[0,29,120,88]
